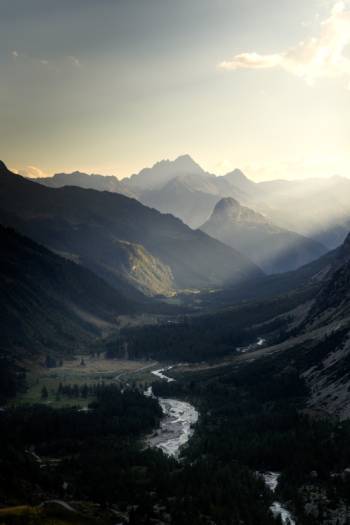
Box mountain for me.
[35,171,135,198]
[121,155,350,250]
[124,154,205,193]
[0,162,262,297]
[40,157,350,251]
[121,156,259,228]
[295,233,350,418]
[0,225,137,358]
[269,234,350,420]
[130,157,251,228]
[201,197,327,274]
[197,239,340,310]
[224,232,350,419]
[140,177,221,227]
[306,233,350,326]
[223,168,258,197]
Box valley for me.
[4,1,350,522]
[1,156,350,525]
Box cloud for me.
[18,165,48,179]
[219,1,350,87]
[11,50,19,58]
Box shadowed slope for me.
[0,225,137,357]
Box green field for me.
[13,355,160,408]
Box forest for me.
[106,291,310,362]
[0,382,280,524]
[3,339,350,524]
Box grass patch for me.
[12,356,159,407]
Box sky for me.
[1,0,350,181]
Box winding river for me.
[145,367,198,458]
[146,368,295,522]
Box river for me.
[145,367,198,458]
[262,472,296,524]
[151,366,175,383]
[146,368,295,522]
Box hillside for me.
[225,232,350,420]
[0,225,138,359]
[201,197,327,273]
[0,162,262,296]
[306,233,350,326]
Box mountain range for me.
[38,170,135,198]
[121,155,350,251]
[0,161,261,299]
[33,155,350,271]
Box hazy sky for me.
[1,0,350,180]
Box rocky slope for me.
[240,232,350,420]
[307,234,350,326]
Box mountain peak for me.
[173,154,203,171]
[223,169,256,191]
[126,154,205,191]
[225,168,245,177]
[210,197,244,220]
[213,197,240,212]
[154,154,204,174]
[208,197,268,226]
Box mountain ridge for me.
[0,162,263,297]
[36,170,135,198]
[27,155,350,250]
